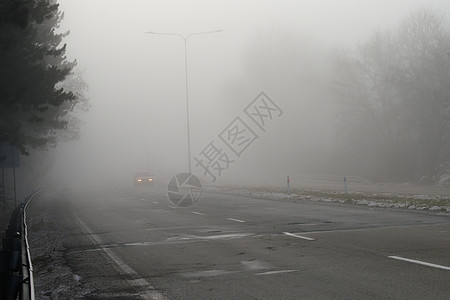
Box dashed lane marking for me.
[192,211,205,215]
[227,218,246,223]
[227,218,245,223]
[144,225,210,231]
[255,270,299,276]
[283,232,315,241]
[388,256,450,271]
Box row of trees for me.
[0,0,87,156]
[333,8,450,183]
[239,7,450,184]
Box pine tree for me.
[0,0,83,154]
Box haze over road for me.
[28,183,450,299]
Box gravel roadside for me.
[27,189,89,299]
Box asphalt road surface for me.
[28,183,450,299]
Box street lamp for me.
[146,30,223,174]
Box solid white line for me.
[255,270,299,276]
[388,256,450,271]
[227,218,245,223]
[168,206,177,209]
[72,213,167,299]
[202,233,253,240]
[144,226,210,231]
[153,201,159,204]
[283,232,315,241]
[192,211,205,215]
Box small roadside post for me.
[343,176,347,193]
[287,176,290,195]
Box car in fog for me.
[133,171,154,186]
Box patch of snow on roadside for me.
[213,186,449,214]
[429,206,442,211]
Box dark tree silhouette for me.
[0,0,86,154]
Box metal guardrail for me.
[21,193,36,300]
[276,173,371,185]
[1,188,41,300]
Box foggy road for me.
[5,1,450,299]
[28,184,450,299]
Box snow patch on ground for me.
[437,174,450,187]
[208,186,450,214]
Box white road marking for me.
[144,225,210,231]
[255,270,299,276]
[202,233,253,240]
[168,205,177,209]
[122,233,254,247]
[192,211,205,215]
[283,232,315,241]
[95,292,152,298]
[227,218,245,223]
[169,233,254,241]
[303,224,444,235]
[153,201,159,204]
[388,256,450,271]
[72,213,167,300]
[181,270,235,278]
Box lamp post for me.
[146,30,223,174]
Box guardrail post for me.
[287,176,290,195]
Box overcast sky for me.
[51,0,450,186]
